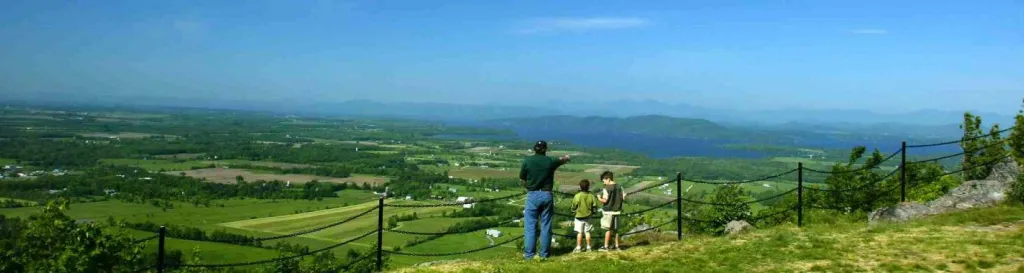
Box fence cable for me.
[679,188,797,207]
[682,168,798,185]
[623,218,679,236]
[387,217,522,236]
[748,205,800,222]
[383,192,527,208]
[384,235,524,257]
[914,155,1013,182]
[241,205,378,242]
[622,199,679,217]
[801,167,899,193]
[907,138,1009,165]
[627,180,676,195]
[175,230,377,268]
[130,234,159,245]
[906,126,1014,148]
[803,148,902,174]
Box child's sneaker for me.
[572,246,582,253]
[586,246,592,252]
[598,246,610,252]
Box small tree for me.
[960,112,988,180]
[1008,108,1024,204]
[693,184,751,235]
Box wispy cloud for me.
[516,17,651,34]
[849,29,888,35]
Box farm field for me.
[219,200,457,248]
[100,158,212,172]
[210,159,317,169]
[78,132,168,139]
[170,168,389,185]
[153,153,206,160]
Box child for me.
[598,171,625,251]
[571,179,598,253]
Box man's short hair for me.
[533,140,548,153]
[600,171,614,181]
[579,179,591,192]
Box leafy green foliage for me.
[0,199,146,272]
[960,112,989,180]
[690,184,751,235]
[1009,110,1024,168]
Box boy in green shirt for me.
[571,179,599,253]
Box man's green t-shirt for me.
[519,154,566,191]
[571,192,598,219]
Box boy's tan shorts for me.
[601,213,620,231]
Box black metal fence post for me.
[376,197,384,272]
[675,172,682,241]
[797,163,803,227]
[900,141,907,203]
[157,226,166,273]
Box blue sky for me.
[1,0,1022,113]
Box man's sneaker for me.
[586,246,592,252]
[598,246,610,252]
[572,247,582,253]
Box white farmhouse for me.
[456,196,475,209]
[485,229,502,237]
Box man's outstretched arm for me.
[556,154,571,166]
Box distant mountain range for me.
[291,100,1014,139]
[6,97,1013,140]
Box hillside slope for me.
[398,206,1024,273]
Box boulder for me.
[622,223,653,240]
[868,202,933,224]
[986,158,1020,184]
[869,159,1020,223]
[926,179,1007,213]
[724,220,754,235]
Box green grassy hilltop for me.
[400,206,1024,273]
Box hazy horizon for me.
[2,1,1022,114]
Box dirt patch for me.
[170,168,388,185]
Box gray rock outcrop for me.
[869,159,1020,224]
[724,220,754,235]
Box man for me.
[519,140,570,260]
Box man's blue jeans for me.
[523,190,553,259]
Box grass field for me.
[100,158,212,171]
[210,159,316,169]
[153,153,206,160]
[78,132,167,139]
[171,168,388,185]
[400,205,1024,273]
[0,197,38,206]
[0,197,380,264]
[220,200,457,249]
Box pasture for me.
[210,159,316,169]
[100,158,211,172]
[153,153,206,160]
[78,132,167,139]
